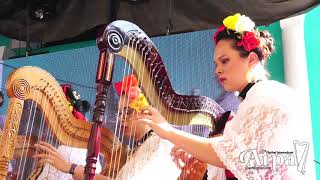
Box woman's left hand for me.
[171,146,192,169]
[171,146,207,179]
[33,141,71,173]
[130,106,174,139]
[179,157,208,180]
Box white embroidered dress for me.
[209,80,315,179]
[116,134,181,180]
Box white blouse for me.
[209,80,315,179]
[37,145,102,180]
[116,134,181,180]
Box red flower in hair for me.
[237,32,260,51]
[114,74,139,99]
[213,25,226,45]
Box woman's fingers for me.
[140,106,158,115]
[172,147,207,178]
[33,153,50,158]
[34,144,47,154]
[34,143,57,156]
[179,158,207,180]
[33,152,59,162]
[134,112,152,119]
[130,114,153,124]
[135,117,153,125]
[171,147,194,169]
[172,148,191,161]
[38,158,54,165]
[38,141,58,153]
[33,153,53,166]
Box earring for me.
[246,69,255,83]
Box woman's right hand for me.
[130,106,174,139]
[33,141,72,173]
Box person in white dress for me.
[131,13,316,180]
[33,77,182,180]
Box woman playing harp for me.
[30,18,224,179]
[33,84,104,180]
[0,66,128,179]
[132,13,316,180]
[34,74,210,179]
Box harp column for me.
[84,50,115,180]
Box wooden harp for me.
[83,20,224,179]
[0,66,128,179]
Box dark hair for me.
[215,29,275,61]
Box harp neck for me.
[98,20,224,127]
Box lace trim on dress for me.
[209,96,290,179]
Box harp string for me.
[16,89,81,179]
[46,98,62,178]
[126,35,148,153]
[108,35,134,178]
[119,34,141,179]
[35,91,52,178]
[128,34,170,178]
[123,35,138,156]
[107,28,204,178]
[113,34,154,178]
[108,35,126,177]
[2,66,124,179]
[117,35,141,177]
[35,93,56,179]
[34,87,82,179]
[123,36,149,176]
[143,39,162,174]
[17,91,38,179]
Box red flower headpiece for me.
[213,26,260,52]
[237,32,260,51]
[213,13,261,52]
[114,74,140,100]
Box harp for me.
[0,66,128,179]
[83,20,224,179]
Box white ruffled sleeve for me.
[209,96,291,179]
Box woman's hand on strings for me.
[171,146,207,179]
[33,141,71,173]
[131,106,173,139]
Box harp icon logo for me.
[293,140,309,174]
[239,140,309,175]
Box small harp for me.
[0,67,128,179]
